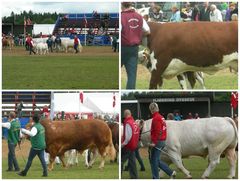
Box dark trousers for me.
[29,46,36,55]
[121,147,138,179]
[126,147,145,170]
[48,45,53,52]
[8,142,20,171]
[74,44,79,53]
[22,148,47,176]
[121,46,139,89]
[149,141,173,179]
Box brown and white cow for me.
[144,21,238,89]
[138,48,206,89]
[40,119,116,171]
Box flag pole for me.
[24,16,26,46]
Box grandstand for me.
[52,13,119,46]
[2,91,51,118]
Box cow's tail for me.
[225,117,238,147]
[106,131,116,161]
[79,44,83,53]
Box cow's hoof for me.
[185,175,192,179]
[87,165,92,169]
[201,176,209,179]
[48,168,53,171]
[98,167,104,170]
[227,175,234,179]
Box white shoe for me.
[170,171,177,179]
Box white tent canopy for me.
[33,24,55,35]
[50,92,119,116]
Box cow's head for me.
[138,48,157,72]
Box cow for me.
[137,117,238,178]
[138,48,206,89]
[28,119,116,171]
[106,122,119,162]
[2,36,14,50]
[61,38,83,53]
[144,21,238,89]
[35,42,49,55]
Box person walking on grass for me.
[1,112,21,172]
[18,114,48,177]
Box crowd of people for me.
[142,2,238,22]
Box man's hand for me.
[148,143,155,147]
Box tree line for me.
[2,11,59,24]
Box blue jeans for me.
[127,147,145,170]
[22,148,47,176]
[121,46,139,89]
[74,44,79,53]
[150,141,173,179]
[8,142,20,171]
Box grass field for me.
[121,65,238,90]
[3,46,119,89]
[122,148,238,179]
[2,140,119,179]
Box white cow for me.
[138,117,238,179]
[32,37,48,44]
[35,42,49,55]
[61,38,83,53]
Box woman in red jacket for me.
[149,102,176,179]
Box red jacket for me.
[121,9,143,46]
[151,112,167,144]
[74,37,79,45]
[122,116,140,151]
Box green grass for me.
[2,157,119,179]
[121,66,238,90]
[3,52,118,89]
[122,156,238,179]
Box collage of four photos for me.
[1,0,239,179]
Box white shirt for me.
[210,9,223,22]
[2,122,11,129]
[121,123,132,148]
[21,127,38,137]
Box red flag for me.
[80,92,84,103]
[113,93,116,108]
[231,92,238,110]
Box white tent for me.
[33,24,55,35]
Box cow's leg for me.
[177,74,188,90]
[149,71,162,89]
[88,148,98,168]
[201,147,221,178]
[98,147,107,169]
[74,150,78,166]
[48,155,56,171]
[84,150,89,167]
[225,148,237,178]
[195,72,206,89]
[168,151,192,178]
[59,154,67,168]
[186,72,196,89]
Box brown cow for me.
[144,21,238,89]
[106,122,119,162]
[2,36,14,50]
[39,119,115,171]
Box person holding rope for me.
[148,103,176,179]
[1,112,21,172]
[18,114,47,177]
[121,109,139,179]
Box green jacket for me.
[8,119,21,145]
[30,123,46,150]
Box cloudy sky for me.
[1,1,119,17]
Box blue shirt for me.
[170,11,182,22]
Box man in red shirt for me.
[74,35,79,53]
[149,103,176,179]
[121,2,150,89]
[121,109,139,179]
[27,35,36,55]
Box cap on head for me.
[149,102,159,113]
[33,114,40,123]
